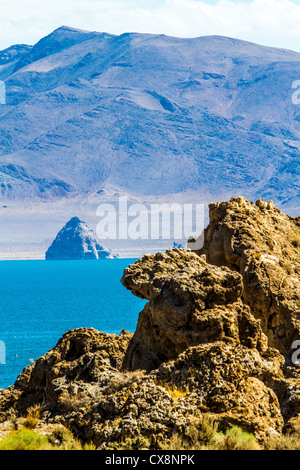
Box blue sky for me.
[0,0,300,52]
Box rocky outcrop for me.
[119,198,300,440]
[197,197,300,360]
[121,250,269,371]
[0,197,299,448]
[46,217,115,260]
[0,327,285,446]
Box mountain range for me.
[0,26,299,258]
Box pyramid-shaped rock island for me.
[45,217,115,260]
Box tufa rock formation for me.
[0,327,285,446]
[198,197,300,360]
[121,250,268,371]
[45,216,115,260]
[0,197,299,448]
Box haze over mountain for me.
[0,26,299,258]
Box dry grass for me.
[213,426,260,450]
[160,415,219,450]
[0,424,96,450]
[162,384,190,401]
[291,233,300,248]
[264,433,300,450]
[22,405,42,429]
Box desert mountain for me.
[0,26,299,216]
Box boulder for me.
[121,249,269,371]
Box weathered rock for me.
[197,197,300,360]
[46,216,115,260]
[121,249,269,371]
[0,328,285,446]
[0,328,133,419]
[154,342,284,441]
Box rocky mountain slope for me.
[0,26,300,215]
[0,197,299,448]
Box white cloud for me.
[0,0,299,52]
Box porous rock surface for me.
[0,197,299,448]
[198,197,300,358]
[121,250,268,371]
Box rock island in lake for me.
[45,216,115,260]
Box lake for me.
[0,259,146,388]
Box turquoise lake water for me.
[0,259,146,389]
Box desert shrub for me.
[49,426,96,450]
[159,433,197,450]
[264,434,300,450]
[160,415,218,450]
[185,415,218,446]
[162,420,259,451]
[0,428,49,450]
[162,383,190,401]
[213,426,260,450]
[57,391,84,412]
[22,405,42,429]
[0,425,96,451]
[291,233,300,248]
[109,436,150,450]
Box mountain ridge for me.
[0,26,299,213]
[0,27,299,258]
